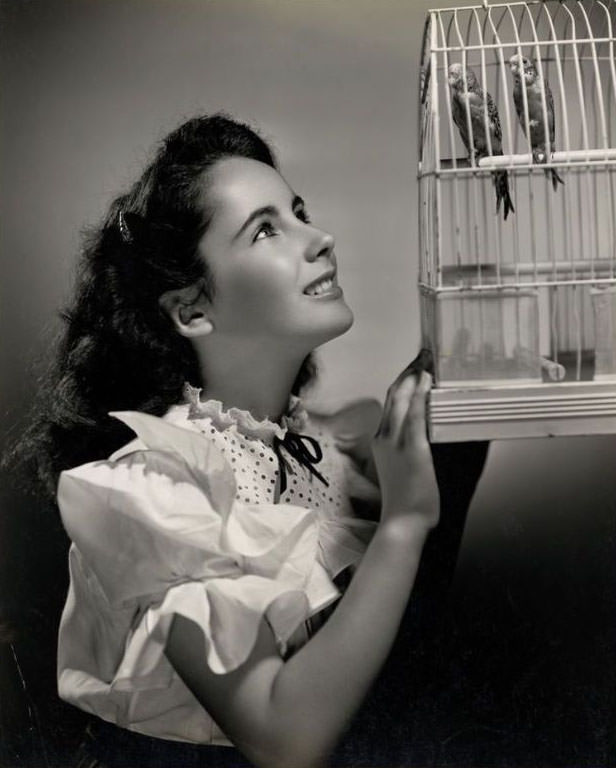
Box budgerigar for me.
[448,63,515,220]
[509,54,564,190]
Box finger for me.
[377,365,420,437]
[391,352,428,387]
[387,372,421,444]
[403,348,434,380]
[410,370,432,420]
[377,353,433,437]
[377,370,411,437]
[401,371,432,447]
[375,382,396,437]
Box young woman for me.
[13,113,484,768]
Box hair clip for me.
[118,210,133,244]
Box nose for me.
[305,224,335,263]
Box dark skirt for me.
[74,718,253,768]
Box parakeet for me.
[448,63,515,220]
[509,54,564,190]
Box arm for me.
[325,348,488,610]
[165,369,439,768]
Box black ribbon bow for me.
[272,432,329,495]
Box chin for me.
[338,304,355,334]
[314,303,354,347]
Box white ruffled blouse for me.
[56,390,381,746]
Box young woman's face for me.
[196,157,354,351]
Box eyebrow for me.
[233,195,306,241]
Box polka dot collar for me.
[183,383,308,441]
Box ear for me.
[159,282,213,338]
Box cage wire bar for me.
[418,0,616,441]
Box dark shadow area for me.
[336,480,616,767]
[0,486,91,768]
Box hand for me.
[372,364,439,531]
[401,348,490,492]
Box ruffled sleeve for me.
[57,412,341,692]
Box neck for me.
[194,337,308,423]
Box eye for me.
[253,221,277,242]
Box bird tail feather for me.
[493,170,514,221]
[546,167,565,191]
[533,149,565,191]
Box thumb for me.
[408,348,434,377]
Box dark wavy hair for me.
[11,113,315,499]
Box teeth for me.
[306,277,334,296]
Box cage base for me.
[429,381,616,442]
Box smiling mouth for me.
[303,273,344,298]
[304,275,335,296]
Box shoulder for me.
[106,403,196,459]
[57,409,238,589]
[306,398,381,438]
[60,407,234,509]
[304,399,381,520]
[306,398,381,483]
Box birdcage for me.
[418,0,616,441]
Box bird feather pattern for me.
[509,54,564,191]
[448,63,515,220]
